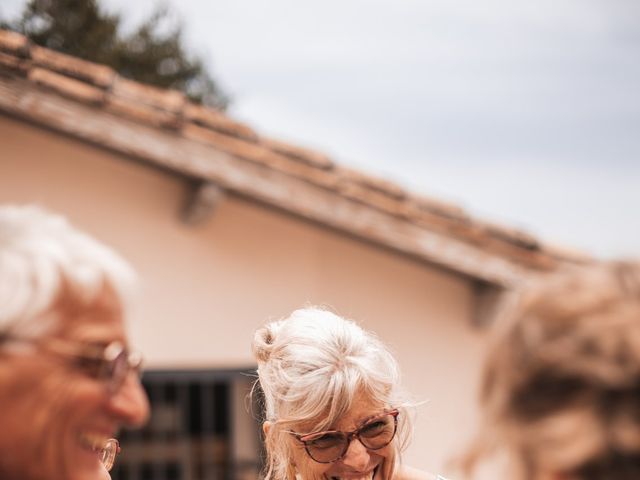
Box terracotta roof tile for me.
[30,45,115,88]
[478,221,539,250]
[337,182,412,218]
[260,137,334,170]
[477,237,556,270]
[110,76,185,113]
[0,51,28,75]
[183,124,338,189]
[409,205,470,233]
[184,122,270,161]
[411,209,487,244]
[106,95,181,129]
[184,103,257,141]
[338,167,407,200]
[411,194,469,222]
[28,67,105,105]
[0,30,30,57]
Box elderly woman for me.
[462,261,640,480]
[0,205,149,480]
[252,307,447,480]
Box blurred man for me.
[0,205,149,480]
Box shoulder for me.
[395,465,448,480]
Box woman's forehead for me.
[333,395,388,428]
[297,392,388,432]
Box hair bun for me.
[252,320,283,364]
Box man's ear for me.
[263,420,271,437]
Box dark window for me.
[112,369,262,480]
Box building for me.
[0,29,589,479]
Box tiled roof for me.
[0,29,591,286]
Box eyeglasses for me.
[291,409,399,464]
[45,338,143,393]
[97,438,121,472]
[0,334,142,394]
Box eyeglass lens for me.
[106,348,129,392]
[102,343,142,393]
[99,438,120,472]
[302,411,398,463]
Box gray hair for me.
[461,261,640,480]
[252,307,413,480]
[0,205,136,341]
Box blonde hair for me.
[0,205,136,341]
[462,261,640,480]
[252,307,412,480]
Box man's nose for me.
[107,372,150,427]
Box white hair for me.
[252,307,413,480]
[0,205,136,340]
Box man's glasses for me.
[0,334,142,393]
[97,438,121,472]
[45,338,143,393]
[291,409,399,463]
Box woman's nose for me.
[341,437,371,471]
[107,372,150,427]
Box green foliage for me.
[2,0,229,109]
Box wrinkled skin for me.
[0,288,149,480]
[289,392,396,480]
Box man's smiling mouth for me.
[78,432,110,453]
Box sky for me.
[3,0,639,257]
